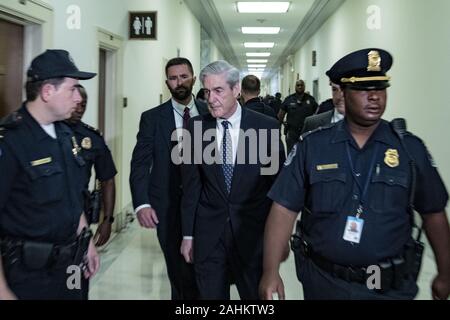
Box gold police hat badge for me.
[367,50,381,72]
[384,149,399,168]
[81,137,92,149]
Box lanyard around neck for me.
[345,142,379,216]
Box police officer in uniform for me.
[0,49,100,300]
[278,80,318,153]
[260,48,450,300]
[66,84,117,300]
[66,84,117,244]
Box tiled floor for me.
[89,220,438,300]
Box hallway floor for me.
[89,221,438,300]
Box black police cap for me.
[27,49,96,82]
[326,48,393,90]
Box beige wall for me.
[277,0,450,208]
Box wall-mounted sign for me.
[129,11,157,40]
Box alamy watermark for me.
[169,122,282,176]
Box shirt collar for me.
[21,104,53,142]
[217,102,242,129]
[171,95,195,115]
[332,109,344,123]
[331,119,392,146]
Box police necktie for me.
[183,107,190,129]
[221,121,234,194]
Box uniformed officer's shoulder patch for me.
[284,144,297,167]
[403,131,438,168]
[82,122,103,136]
[0,112,23,131]
[299,123,334,142]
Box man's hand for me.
[84,239,100,279]
[180,239,193,264]
[432,274,450,300]
[94,220,112,246]
[137,207,159,229]
[259,271,285,300]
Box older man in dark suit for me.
[180,60,285,300]
[130,57,208,300]
[302,81,345,134]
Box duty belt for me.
[297,239,410,291]
[0,237,78,270]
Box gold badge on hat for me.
[384,149,399,168]
[81,137,92,149]
[367,50,381,72]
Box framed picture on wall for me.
[129,11,157,40]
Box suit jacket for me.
[181,108,285,264]
[301,109,334,134]
[129,98,208,248]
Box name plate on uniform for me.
[316,163,339,171]
[30,157,52,166]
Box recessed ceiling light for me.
[241,27,280,34]
[237,2,290,13]
[244,42,274,48]
[248,64,266,68]
[246,52,271,57]
[247,59,268,63]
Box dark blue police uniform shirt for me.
[268,119,448,266]
[68,121,117,190]
[280,93,318,132]
[0,105,85,244]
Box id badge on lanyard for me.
[342,143,379,244]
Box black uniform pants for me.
[286,131,300,154]
[194,221,262,300]
[297,254,418,300]
[5,261,83,300]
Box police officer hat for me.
[326,48,393,90]
[27,49,96,82]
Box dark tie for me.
[183,107,190,129]
[221,121,234,194]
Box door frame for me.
[97,28,125,230]
[0,0,53,100]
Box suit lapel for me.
[160,101,177,150]
[325,110,333,125]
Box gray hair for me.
[199,60,240,89]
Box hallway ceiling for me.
[185,0,345,79]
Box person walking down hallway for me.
[240,75,277,119]
[180,60,285,300]
[0,49,100,300]
[130,57,208,299]
[302,80,345,134]
[66,84,117,299]
[278,80,317,153]
[260,48,450,300]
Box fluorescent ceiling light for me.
[241,27,280,34]
[248,64,266,68]
[248,69,265,73]
[244,42,274,48]
[246,52,271,57]
[237,2,290,13]
[247,59,268,63]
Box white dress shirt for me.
[216,103,242,165]
[331,109,344,124]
